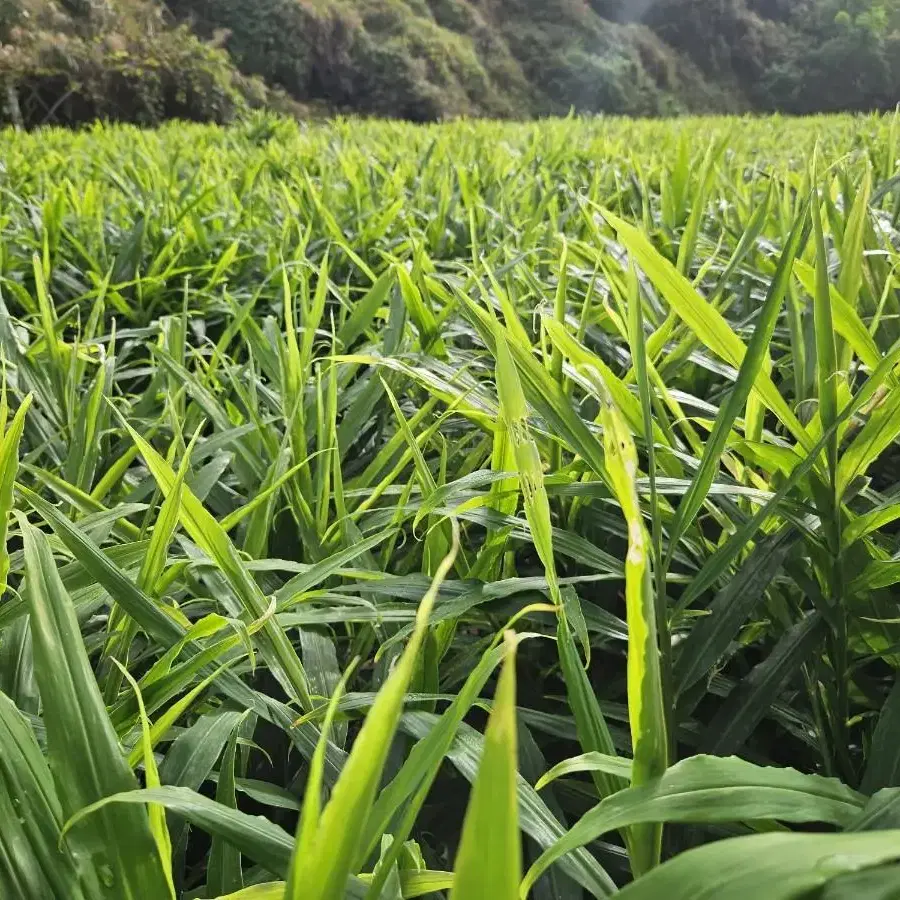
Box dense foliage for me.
[165,0,741,118]
[3,113,900,897]
[2,0,900,125]
[0,0,263,126]
[647,0,900,113]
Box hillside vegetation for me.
[3,112,900,898]
[2,0,899,125]
[0,0,262,125]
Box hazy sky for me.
[616,0,659,22]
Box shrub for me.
[646,0,788,86]
[167,0,321,100]
[0,1,259,127]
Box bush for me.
[754,0,900,112]
[167,0,321,98]
[169,0,730,119]
[0,0,262,127]
[646,0,788,86]
[8,0,898,125]
[173,0,523,120]
[766,31,896,112]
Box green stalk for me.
[811,161,851,783]
[625,263,673,771]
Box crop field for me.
[3,112,900,899]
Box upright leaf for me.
[286,526,458,900]
[450,633,520,900]
[597,381,667,876]
[20,519,169,900]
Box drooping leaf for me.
[615,831,900,900]
[521,754,865,895]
